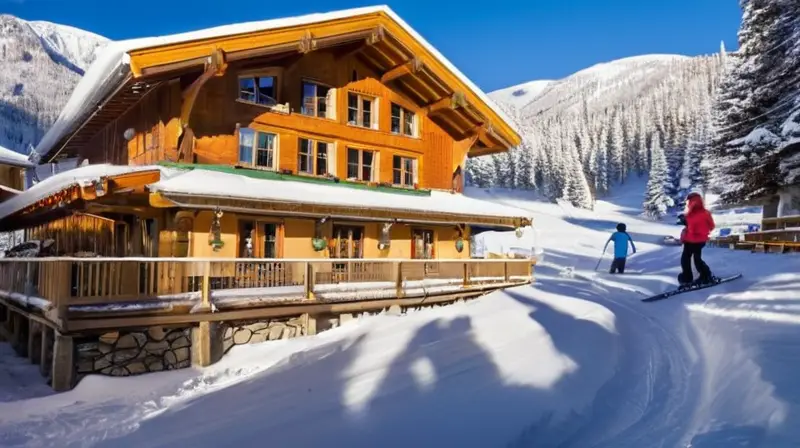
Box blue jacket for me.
[607,231,636,259]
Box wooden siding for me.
[74,49,465,191]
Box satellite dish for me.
[123,128,136,141]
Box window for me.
[263,223,278,258]
[298,138,333,176]
[301,81,333,119]
[239,76,277,106]
[239,128,277,170]
[348,92,377,129]
[332,225,364,259]
[412,229,435,259]
[391,103,416,136]
[347,148,375,181]
[238,220,280,258]
[393,155,417,187]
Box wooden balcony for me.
[0,257,534,332]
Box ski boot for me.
[677,272,694,290]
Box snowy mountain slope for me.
[472,52,725,212]
[487,80,553,111]
[516,54,691,117]
[0,14,107,156]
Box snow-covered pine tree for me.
[609,109,625,184]
[643,133,674,218]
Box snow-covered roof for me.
[0,164,166,220]
[149,168,531,225]
[35,5,519,161]
[0,145,33,168]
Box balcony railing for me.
[0,258,533,325]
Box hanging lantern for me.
[311,218,327,252]
[208,208,224,251]
[378,222,393,251]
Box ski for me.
[641,274,742,302]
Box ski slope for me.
[1,181,798,447]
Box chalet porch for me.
[0,257,533,392]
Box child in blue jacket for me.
[605,223,636,274]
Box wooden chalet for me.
[0,6,534,391]
[0,144,32,203]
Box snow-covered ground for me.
[1,180,798,447]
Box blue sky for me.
[4,0,742,92]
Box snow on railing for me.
[0,258,534,322]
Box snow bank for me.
[0,286,620,447]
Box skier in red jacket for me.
[678,192,716,285]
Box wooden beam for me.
[178,48,227,138]
[380,58,423,84]
[426,91,468,116]
[333,26,385,61]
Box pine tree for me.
[609,110,625,184]
[643,134,674,218]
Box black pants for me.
[610,257,626,274]
[680,242,712,283]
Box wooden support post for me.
[504,262,510,283]
[11,312,28,357]
[395,262,404,298]
[40,326,52,378]
[51,331,75,392]
[28,321,42,364]
[201,261,211,310]
[191,322,213,367]
[304,262,315,300]
[463,262,470,287]
[303,313,317,336]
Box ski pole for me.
[594,246,607,271]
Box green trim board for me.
[156,161,432,197]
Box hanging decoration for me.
[208,208,224,251]
[454,224,465,253]
[377,222,393,251]
[312,217,328,252]
[515,227,524,239]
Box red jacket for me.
[682,195,715,243]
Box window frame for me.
[392,155,418,187]
[346,147,377,182]
[347,92,378,129]
[237,217,284,259]
[238,127,279,171]
[411,228,435,260]
[297,137,335,177]
[390,103,417,137]
[301,79,335,120]
[237,74,279,107]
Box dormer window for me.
[239,75,277,106]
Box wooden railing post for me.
[504,261,510,283]
[395,262,403,298]
[304,262,314,300]
[201,260,211,310]
[463,262,470,287]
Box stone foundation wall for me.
[220,316,308,354]
[76,327,192,377]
